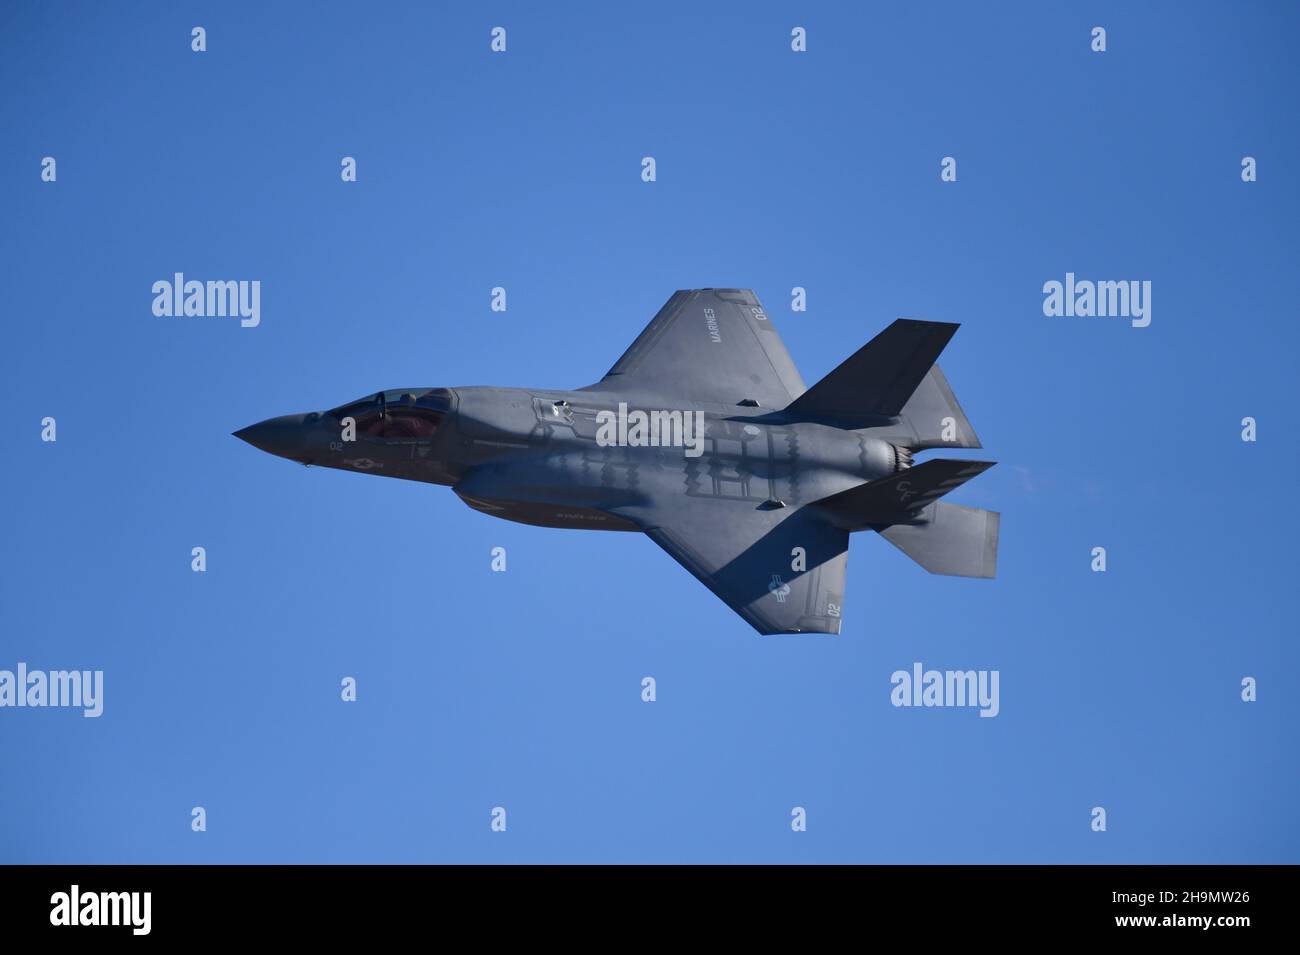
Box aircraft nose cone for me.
[233,414,309,459]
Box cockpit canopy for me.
[328,388,451,440]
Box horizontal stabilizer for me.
[784,320,958,426]
[813,458,996,529]
[879,502,999,578]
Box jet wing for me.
[611,498,849,635]
[586,289,806,409]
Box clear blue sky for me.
[2,1,1296,863]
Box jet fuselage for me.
[236,385,909,533]
[234,289,997,635]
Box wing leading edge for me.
[613,500,848,635]
[584,289,806,409]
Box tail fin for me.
[879,503,999,578]
[813,459,995,529]
[783,320,958,427]
[894,363,982,449]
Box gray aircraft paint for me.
[235,289,998,635]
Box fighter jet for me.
[235,289,997,634]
